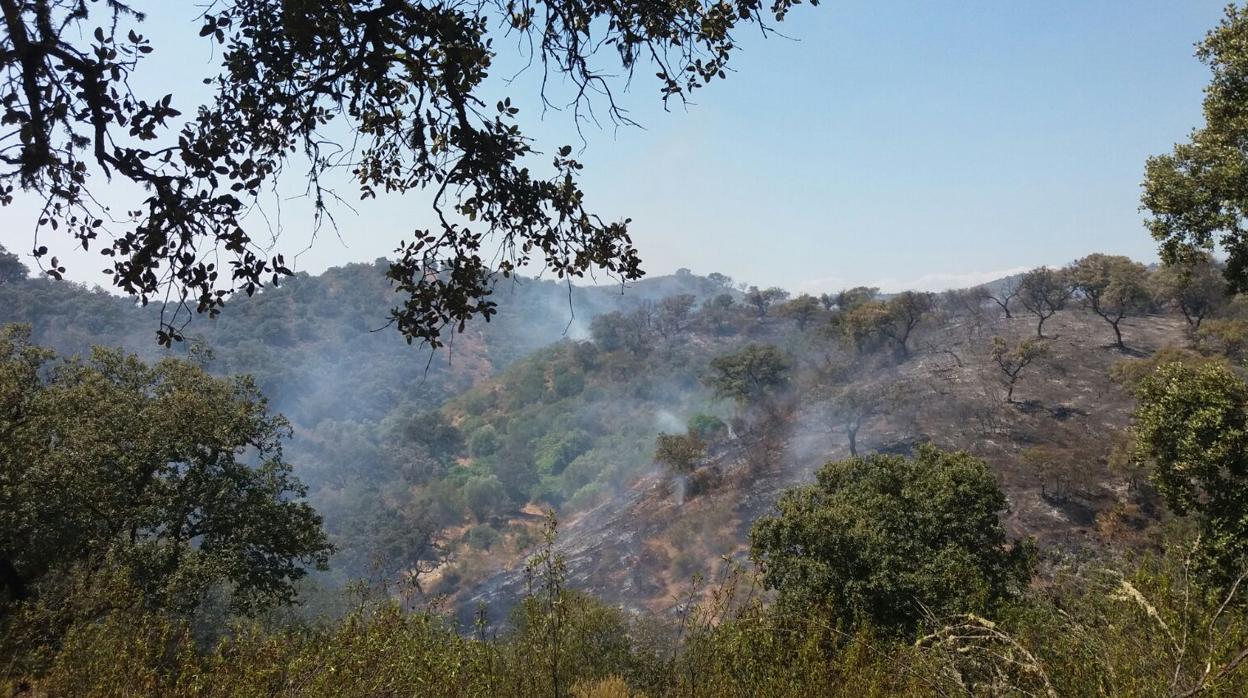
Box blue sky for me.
[0,1,1231,294]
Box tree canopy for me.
[0,324,330,616]
[0,0,814,345]
[1133,360,1248,585]
[1018,267,1072,337]
[1142,5,1248,294]
[1069,253,1152,349]
[749,446,1032,634]
[704,343,791,408]
[1154,254,1227,331]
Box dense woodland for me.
[10,0,1248,695]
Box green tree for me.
[778,294,822,331]
[1069,254,1153,349]
[749,446,1032,635]
[1133,361,1248,584]
[1018,267,1072,337]
[704,344,791,410]
[1154,254,1228,331]
[656,294,697,342]
[653,432,707,475]
[0,0,814,345]
[881,291,935,359]
[463,475,509,522]
[0,325,330,616]
[700,293,741,336]
[1143,5,1248,294]
[837,302,892,356]
[1198,318,1248,360]
[834,286,880,312]
[0,246,26,285]
[687,413,728,440]
[838,293,932,359]
[744,286,790,318]
[991,336,1048,403]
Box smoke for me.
[654,408,685,433]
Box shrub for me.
[466,524,502,551]
[750,446,1034,635]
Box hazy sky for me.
[0,1,1231,294]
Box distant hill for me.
[3,245,1197,614]
[0,251,734,425]
[0,247,740,582]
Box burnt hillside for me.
[453,306,1190,621]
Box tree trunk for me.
[1112,320,1125,350]
[847,426,858,457]
[1036,314,1046,337]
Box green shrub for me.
[750,445,1034,635]
[466,524,502,551]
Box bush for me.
[687,413,727,440]
[463,475,508,521]
[749,446,1034,635]
[466,524,502,551]
[467,424,500,458]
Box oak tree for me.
[990,336,1048,403]
[1068,254,1153,350]
[1018,267,1072,337]
[1143,5,1248,294]
[750,446,1032,635]
[1133,361,1248,585]
[0,324,330,615]
[1154,254,1228,331]
[778,294,822,331]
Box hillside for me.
[0,248,735,581]
[437,297,1192,621]
[1,246,1201,611]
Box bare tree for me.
[986,276,1022,319]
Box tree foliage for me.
[1133,360,1248,584]
[1069,254,1153,349]
[1154,254,1228,331]
[0,0,815,345]
[0,245,26,285]
[1018,267,1072,337]
[654,432,706,475]
[1143,4,1248,293]
[749,446,1033,634]
[991,336,1048,403]
[881,291,934,358]
[0,324,330,617]
[837,292,933,359]
[778,294,822,331]
[744,286,790,318]
[834,286,879,312]
[704,343,791,408]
